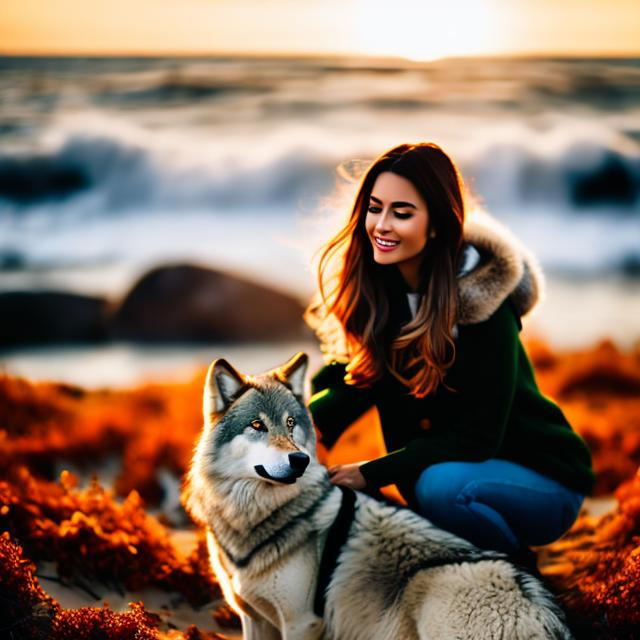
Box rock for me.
[0,154,90,204]
[0,291,109,346]
[569,152,638,207]
[111,264,308,342]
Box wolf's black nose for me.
[288,451,310,471]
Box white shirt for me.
[407,292,420,318]
[405,243,481,320]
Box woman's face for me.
[364,171,430,290]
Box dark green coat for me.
[308,214,595,506]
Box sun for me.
[352,0,498,61]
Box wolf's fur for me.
[185,353,571,640]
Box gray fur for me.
[205,358,247,414]
[186,355,572,640]
[272,351,308,401]
[325,497,571,640]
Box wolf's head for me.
[187,351,323,515]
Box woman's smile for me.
[374,236,400,251]
[365,171,430,289]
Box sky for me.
[0,0,639,59]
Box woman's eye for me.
[250,419,267,432]
[286,416,296,429]
[367,206,411,219]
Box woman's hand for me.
[327,462,368,490]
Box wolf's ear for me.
[272,352,308,402]
[204,358,245,419]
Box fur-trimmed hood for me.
[456,210,544,325]
[307,210,544,361]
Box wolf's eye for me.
[250,419,267,432]
[286,416,296,430]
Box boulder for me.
[111,264,308,342]
[0,291,109,346]
[569,152,638,207]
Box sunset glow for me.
[0,0,638,59]
[353,0,497,61]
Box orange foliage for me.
[0,531,60,638]
[528,339,640,494]
[50,602,160,640]
[0,467,220,606]
[539,469,640,638]
[0,533,162,639]
[0,373,204,505]
[0,474,238,637]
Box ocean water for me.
[0,54,639,381]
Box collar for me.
[313,486,357,618]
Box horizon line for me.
[1,49,639,62]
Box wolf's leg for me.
[241,613,282,640]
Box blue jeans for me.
[414,459,584,554]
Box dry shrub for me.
[0,373,243,634]
[50,602,160,640]
[1,523,234,639]
[0,373,204,505]
[0,531,60,639]
[0,467,220,607]
[0,533,161,639]
[539,469,640,639]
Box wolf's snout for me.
[253,451,310,484]
[288,452,310,472]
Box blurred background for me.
[0,1,639,383]
[2,4,640,638]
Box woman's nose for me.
[375,211,392,233]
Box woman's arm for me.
[359,299,520,489]
[308,361,376,450]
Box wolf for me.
[185,352,572,640]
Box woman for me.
[305,142,594,557]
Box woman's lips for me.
[373,236,400,252]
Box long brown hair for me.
[307,142,466,398]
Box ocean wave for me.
[0,153,91,204]
[0,131,337,214]
[1,121,639,218]
[93,77,272,106]
[467,136,640,211]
